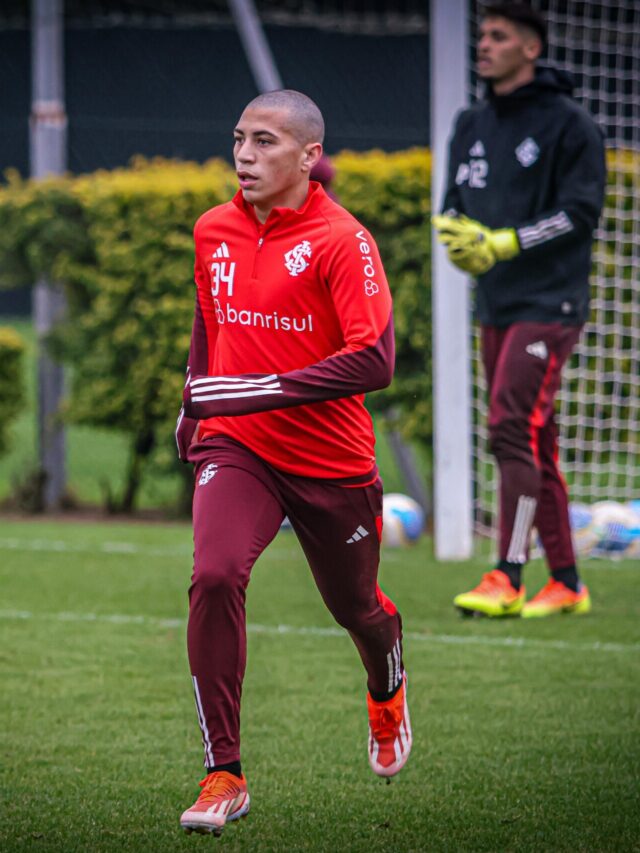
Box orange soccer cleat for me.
[453,569,525,617]
[179,770,250,836]
[367,673,412,777]
[522,579,592,618]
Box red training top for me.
[178,181,394,479]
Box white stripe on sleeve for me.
[517,211,573,249]
[190,374,283,404]
[190,374,279,387]
[191,388,283,403]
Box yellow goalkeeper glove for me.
[433,214,519,275]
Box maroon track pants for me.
[186,436,403,768]
[481,322,582,570]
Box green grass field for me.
[1,518,638,852]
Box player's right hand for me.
[433,213,519,275]
[175,408,199,463]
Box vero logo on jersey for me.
[356,230,380,296]
[284,240,312,276]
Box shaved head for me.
[244,89,325,145]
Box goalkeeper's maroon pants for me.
[481,321,582,570]
[186,435,403,768]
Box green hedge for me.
[0,327,25,456]
[333,150,431,441]
[0,147,635,509]
[0,152,431,509]
[565,149,639,462]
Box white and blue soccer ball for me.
[382,493,425,547]
[568,502,599,557]
[589,500,640,557]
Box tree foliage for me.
[0,151,430,509]
[0,326,25,457]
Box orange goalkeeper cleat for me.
[453,569,525,617]
[522,579,591,618]
[180,770,250,836]
[367,672,412,777]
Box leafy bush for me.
[0,152,431,510]
[334,149,431,442]
[6,146,633,512]
[0,327,25,457]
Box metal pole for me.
[430,0,473,559]
[30,0,67,510]
[228,0,283,93]
[384,411,430,513]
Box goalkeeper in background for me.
[434,2,605,618]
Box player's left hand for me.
[432,214,519,275]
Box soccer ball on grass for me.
[568,502,599,557]
[589,500,640,557]
[381,493,425,547]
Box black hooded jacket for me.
[441,66,606,327]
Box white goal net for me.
[469,0,640,544]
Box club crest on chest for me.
[284,240,312,277]
[515,137,540,167]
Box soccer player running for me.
[434,3,605,618]
[175,89,411,835]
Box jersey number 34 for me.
[211,261,236,297]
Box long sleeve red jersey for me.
[179,181,394,479]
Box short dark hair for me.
[481,3,547,45]
[244,89,325,145]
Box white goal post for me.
[430,0,473,560]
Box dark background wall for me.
[0,4,430,314]
[3,1,631,314]
[0,22,430,177]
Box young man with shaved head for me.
[176,89,411,836]
[434,4,605,618]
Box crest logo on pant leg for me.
[198,464,218,486]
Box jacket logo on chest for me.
[515,137,540,167]
[284,240,312,277]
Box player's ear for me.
[523,34,543,62]
[301,142,323,174]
